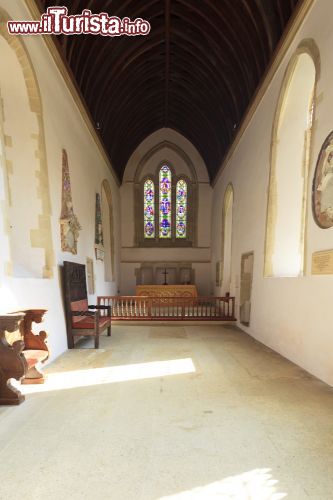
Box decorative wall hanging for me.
[60,149,81,254]
[312,131,333,228]
[94,192,104,260]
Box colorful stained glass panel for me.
[144,179,155,238]
[159,165,172,238]
[176,179,187,238]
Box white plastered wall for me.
[0,1,120,361]
[121,128,212,295]
[211,0,333,386]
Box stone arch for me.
[221,183,234,294]
[0,8,54,278]
[101,179,115,281]
[134,141,198,184]
[264,40,319,277]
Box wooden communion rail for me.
[97,296,236,321]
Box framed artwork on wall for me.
[312,131,333,228]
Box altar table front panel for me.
[135,285,197,298]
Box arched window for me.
[143,165,190,243]
[265,48,317,277]
[176,179,187,239]
[221,184,234,294]
[144,179,155,239]
[159,165,172,238]
[0,22,53,279]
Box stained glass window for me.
[176,179,187,238]
[159,165,172,238]
[144,179,155,238]
[143,167,190,241]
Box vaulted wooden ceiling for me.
[39,0,300,182]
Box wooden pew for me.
[0,310,49,405]
[0,314,26,405]
[20,309,49,384]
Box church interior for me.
[1,0,333,498]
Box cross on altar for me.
[162,268,168,285]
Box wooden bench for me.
[0,309,49,405]
[63,261,111,349]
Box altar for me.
[135,284,197,298]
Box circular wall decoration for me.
[312,131,333,228]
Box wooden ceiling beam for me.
[40,0,300,181]
[164,0,171,126]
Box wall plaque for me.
[312,250,333,275]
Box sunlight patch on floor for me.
[158,468,287,499]
[18,357,196,394]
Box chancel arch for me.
[121,129,211,295]
[221,183,234,294]
[101,179,115,282]
[0,9,53,279]
[264,41,319,278]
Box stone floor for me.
[1,324,333,499]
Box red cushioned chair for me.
[63,261,111,349]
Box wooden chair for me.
[63,261,111,349]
